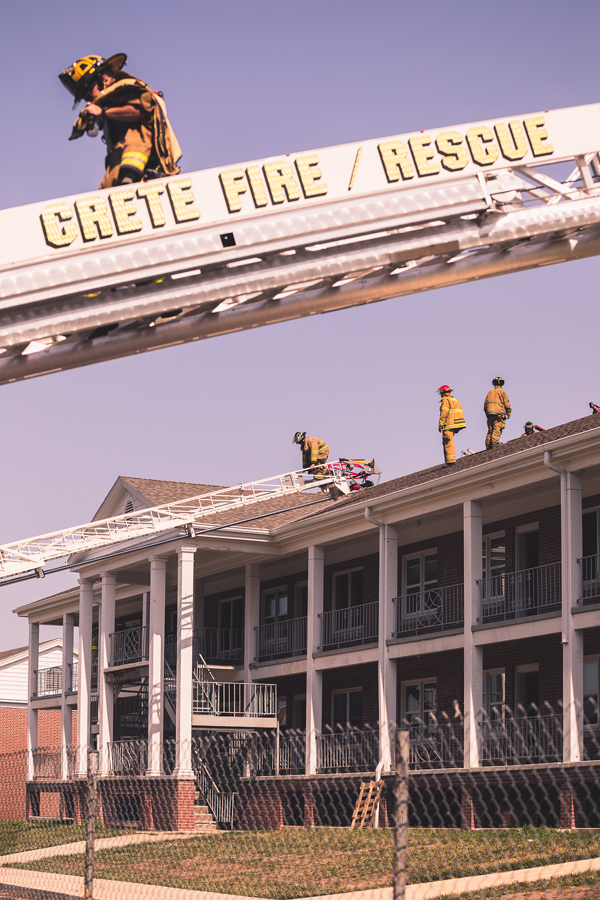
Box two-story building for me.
[15,413,600,830]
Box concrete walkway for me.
[0,850,599,900]
[0,831,200,866]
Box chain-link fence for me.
[0,710,599,900]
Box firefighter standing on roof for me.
[293,432,329,478]
[437,386,466,466]
[59,53,182,189]
[484,376,511,449]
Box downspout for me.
[543,450,568,645]
[366,507,388,826]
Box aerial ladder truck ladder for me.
[0,460,379,583]
[2,103,600,386]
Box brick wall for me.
[483,633,562,711]
[395,650,463,720]
[485,504,561,571]
[321,662,378,728]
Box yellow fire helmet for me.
[58,53,127,107]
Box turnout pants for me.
[486,415,505,450]
[442,430,457,464]
[311,454,329,480]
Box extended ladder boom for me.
[1,104,600,385]
[0,461,378,581]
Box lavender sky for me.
[0,0,599,649]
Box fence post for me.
[84,748,98,900]
[393,729,409,900]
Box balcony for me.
[110,625,149,667]
[393,722,465,769]
[37,665,62,698]
[579,554,600,605]
[192,677,276,725]
[478,710,563,763]
[165,627,244,667]
[478,562,561,623]
[255,617,307,662]
[108,739,148,775]
[316,728,379,773]
[319,602,378,650]
[393,584,464,639]
[32,747,75,780]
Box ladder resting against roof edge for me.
[0,460,379,582]
[2,104,600,385]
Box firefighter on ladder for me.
[437,386,466,466]
[59,53,182,189]
[484,376,511,449]
[293,432,329,479]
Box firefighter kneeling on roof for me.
[437,385,466,466]
[293,432,329,479]
[59,53,182,189]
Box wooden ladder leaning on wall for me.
[351,780,383,828]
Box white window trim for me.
[584,655,599,729]
[261,585,289,624]
[332,567,364,610]
[400,677,438,722]
[483,668,506,719]
[401,548,437,618]
[331,687,363,728]
[217,595,243,630]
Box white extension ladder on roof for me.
[0,462,375,582]
[2,103,600,386]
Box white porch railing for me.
[192,676,276,718]
[316,729,379,772]
[478,711,563,763]
[394,584,464,638]
[579,554,600,603]
[110,625,149,667]
[255,617,307,661]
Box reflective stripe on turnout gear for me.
[484,387,511,418]
[301,436,329,467]
[438,395,466,431]
[120,150,150,172]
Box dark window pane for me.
[424,554,437,585]
[406,558,421,588]
[583,512,598,559]
[333,692,347,727]
[351,570,363,607]
[349,690,362,726]
[336,573,349,609]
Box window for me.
[482,534,506,601]
[292,694,306,729]
[333,569,363,609]
[402,679,437,731]
[482,669,505,720]
[584,657,599,726]
[582,511,599,589]
[294,581,308,619]
[218,597,243,655]
[403,550,437,615]
[515,663,539,716]
[332,688,362,729]
[262,587,288,623]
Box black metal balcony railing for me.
[393,722,465,769]
[478,710,563,763]
[579,554,600,604]
[316,728,379,773]
[68,662,78,693]
[319,601,378,650]
[32,747,75,780]
[36,666,62,697]
[478,562,561,623]
[109,625,149,667]
[393,584,464,638]
[165,627,244,667]
[108,739,148,775]
[255,617,307,661]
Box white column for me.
[61,613,74,780]
[77,579,94,776]
[378,524,398,773]
[98,573,116,775]
[305,545,324,775]
[174,545,196,779]
[562,471,584,762]
[244,563,260,681]
[26,621,39,782]
[147,556,167,776]
[463,500,483,769]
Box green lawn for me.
[0,820,129,857]
[6,827,600,899]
